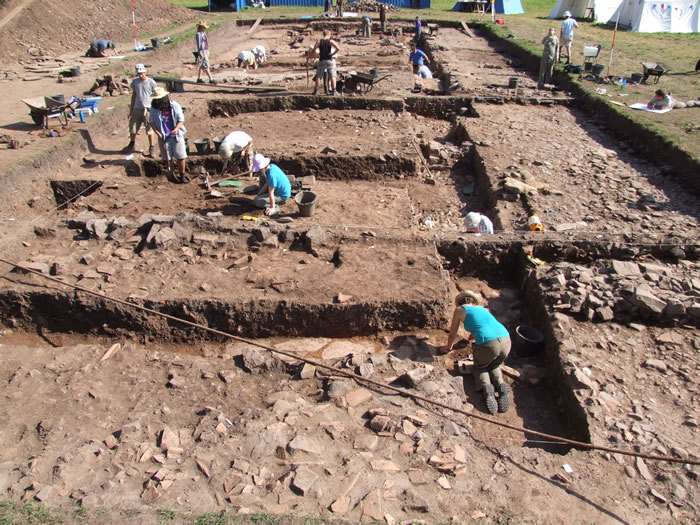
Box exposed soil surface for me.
[0,11,698,525]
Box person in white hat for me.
[218,131,253,175]
[252,153,291,216]
[251,45,266,66]
[196,20,216,84]
[559,11,578,64]
[237,50,258,71]
[148,87,189,184]
[123,64,157,156]
[465,212,494,235]
[441,291,512,415]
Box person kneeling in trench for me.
[442,291,511,415]
[149,87,189,184]
[252,153,291,216]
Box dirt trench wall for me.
[208,96,477,121]
[208,96,405,118]
[0,289,447,341]
[139,154,417,180]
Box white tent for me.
[549,0,699,31]
[615,0,699,32]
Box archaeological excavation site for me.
[0,2,697,524]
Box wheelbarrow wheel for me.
[30,110,44,127]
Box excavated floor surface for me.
[0,18,698,525]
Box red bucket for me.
[496,19,505,24]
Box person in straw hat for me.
[148,86,189,184]
[442,290,512,415]
[252,153,291,216]
[195,20,216,84]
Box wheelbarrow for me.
[641,62,670,84]
[22,96,77,128]
[340,72,391,94]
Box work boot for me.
[328,89,336,96]
[121,141,135,153]
[144,146,155,158]
[497,382,511,413]
[196,78,205,84]
[312,88,318,96]
[483,384,498,415]
[209,79,217,85]
[180,173,190,184]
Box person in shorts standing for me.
[149,87,189,184]
[196,21,216,84]
[122,64,156,156]
[310,30,340,96]
[559,11,578,64]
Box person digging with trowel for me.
[441,291,512,415]
[252,153,291,216]
[219,131,254,175]
[148,87,189,184]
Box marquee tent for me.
[548,0,698,31]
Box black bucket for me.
[568,65,582,74]
[592,64,605,77]
[584,62,593,72]
[508,77,519,89]
[193,138,211,155]
[294,191,318,217]
[151,38,161,49]
[212,136,224,153]
[70,66,81,77]
[515,324,544,357]
[630,72,643,84]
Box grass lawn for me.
[165,0,699,160]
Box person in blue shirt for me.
[408,44,429,75]
[252,153,291,216]
[414,16,422,42]
[442,290,512,415]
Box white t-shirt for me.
[561,18,578,40]
[222,131,251,153]
[238,50,254,61]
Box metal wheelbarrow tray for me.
[342,72,392,94]
[641,62,670,84]
[22,96,76,128]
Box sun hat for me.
[252,153,271,172]
[465,212,481,229]
[455,290,481,306]
[564,10,572,17]
[135,63,147,73]
[151,86,170,99]
[197,20,209,29]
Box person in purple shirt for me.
[149,87,189,184]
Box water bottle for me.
[622,78,627,88]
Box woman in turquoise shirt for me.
[443,290,511,415]
[252,153,291,216]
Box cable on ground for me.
[0,257,698,467]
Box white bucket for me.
[583,46,599,57]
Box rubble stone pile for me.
[539,259,700,325]
[346,0,400,12]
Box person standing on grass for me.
[538,28,559,89]
[122,64,156,157]
[442,291,512,415]
[559,11,578,64]
[149,87,189,184]
[195,20,216,84]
